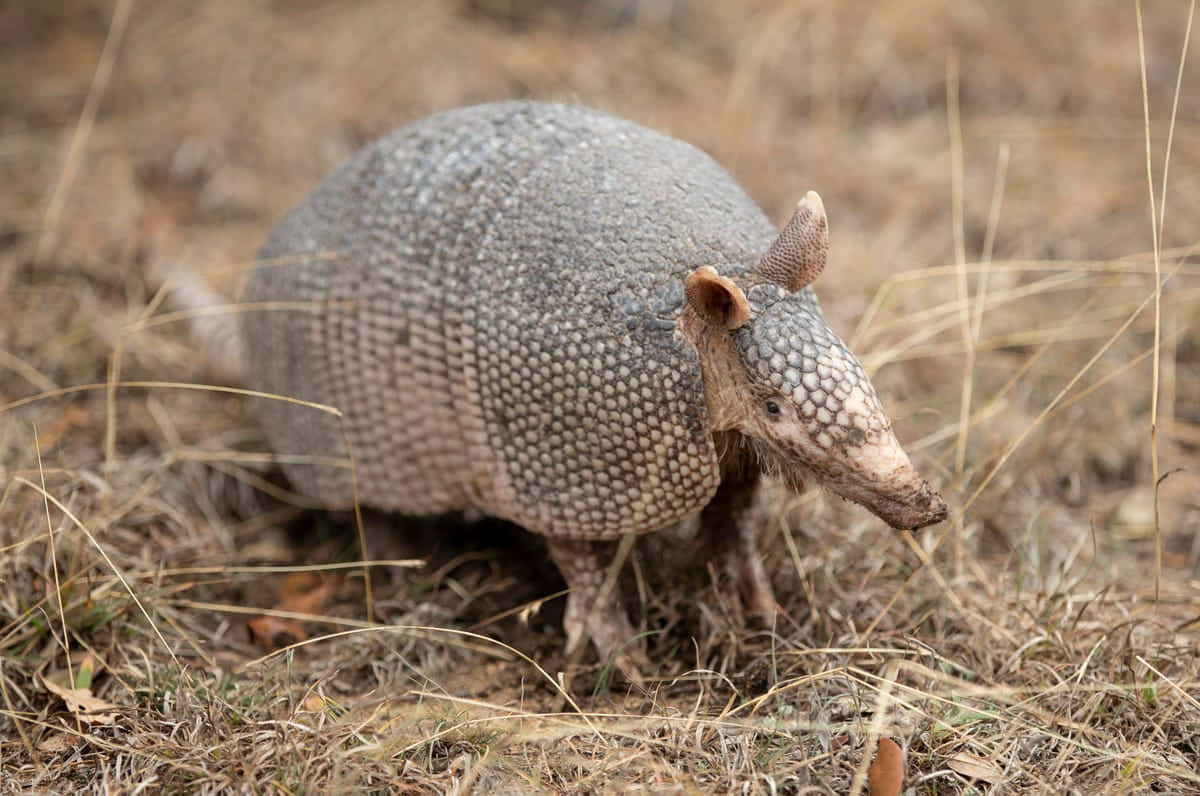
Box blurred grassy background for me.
[2,0,1199,791]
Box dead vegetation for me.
[2,0,1199,791]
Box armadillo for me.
[183,100,947,665]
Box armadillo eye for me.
[765,400,781,416]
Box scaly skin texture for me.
[235,101,947,670]
[242,101,767,529]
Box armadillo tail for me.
[159,265,247,384]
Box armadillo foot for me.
[702,477,779,621]
[547,537,646,679]
[708,535,778,622]
[730,545,777,618]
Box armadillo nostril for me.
[900,483,948,529]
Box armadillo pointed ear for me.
[685,266,751,330]
[756,190,829,292]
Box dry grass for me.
[3,0,1200,791]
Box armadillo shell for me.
[242,101,776,539]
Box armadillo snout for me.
[912,481,950,528]
[842,463,949,530]
[794,424,948,531]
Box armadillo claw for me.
[549,537,647,684]
[700,478,779,622]
[735,552,778,618]
[563,590,647,686]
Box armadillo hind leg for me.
[546,538,647,679]
[700,477,778,620]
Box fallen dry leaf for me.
[37,406,92,449]
[36,733,75,754]
[947,751,1005,784]
[248,615,309,648]
[275,571,345,614]
[41,675,118,725]
[868,737,904,796]
[248,572,346,650]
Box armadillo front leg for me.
[546,537,642,670]
[701,475,778,619]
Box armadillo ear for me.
[756,190,829,292]
[685,266,751,330]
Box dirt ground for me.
[2,0,1199,792]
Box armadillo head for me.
[683,192,948,530]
